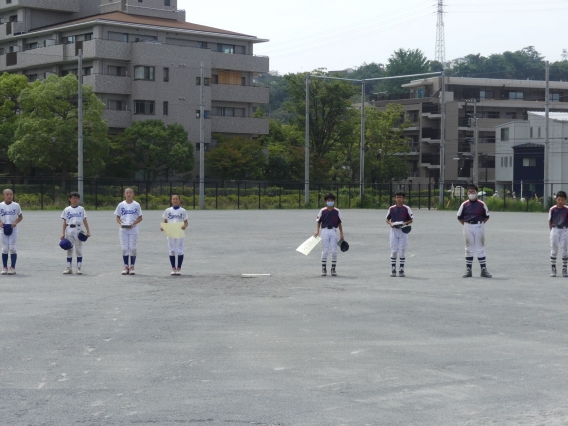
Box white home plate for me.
[241,274,271,278]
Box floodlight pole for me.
[199,62,205,210]
[544,60,550,206]
[360,79,366,202]
[77,49,83,203]
[305,73,310,205]
[439,70,446,206]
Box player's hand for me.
[340,234,344,240]
[314,231,319,238]
[60,235,65,240]
[87,232,91,237]
[160,227,164,231]
[12,223,17,228]
[182,225,187,230]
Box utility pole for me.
[199,62,205,210]
[77,49,83,203]
[544,60,550,206]
[435,0,446,64]
[360,79,366,202]
[305,74,310,205]
[439,70,446,205]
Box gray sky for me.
[178,0,568,75]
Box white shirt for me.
[61,205,87,225]
[0,201,22,225]
[162,206,188,223]
[114,200,143,225]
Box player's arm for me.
[457,204,465,225]
[116,215,123,227]
[83,218,91,237]
[131,215,143,227]
[182,219,188,230]
[549,219,553,230]
[12,213,22,227]
[338,223,344,240]
[314,220,321,237]
[61,219,66,240]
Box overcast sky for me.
[178,0,568,75]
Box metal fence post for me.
[348,183,351,208]
[389,180,393,206]
[258,182,261,209]
[279,187,282,209]
[95,179,98,210]
[40,182,44,210]
[169,182,172,199]
[408,182,412,207]
[193,182,196,210]
[418,183,421,209]
[237,182,240,210]
[215,182,218,210]
[145,181,149,210]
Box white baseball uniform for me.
[0,201,22,254]
[61,205,87,257]
[114,201,143,256]
[386,204,414,259]
[162,206,188,256]
[457,199,490,269]
[316,207,342,262]
[549,205,568,268]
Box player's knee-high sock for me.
[563,257,568,269]
[322,259,327,270]
[177,255,184,269]
[169,256,176,268]
[2,253,8,268]
[399,258,405,271]
[77,257,82,268]
[67,257,72,267]
[551,256,557,267]
[123,255,129,266]
[478,257,486,269]
[391,253,397,271]
[466,257,474,270]
[331,260,336,271]
[10,253,16,268]
[130,256,136,266]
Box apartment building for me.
[0,0,269,177]
[371,76,568,185]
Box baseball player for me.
[457,184,492,278]
[386,192,414,277]
[314,193,344,276]
[161,193,188,276]
[0,189,22,275]
[114,188,143,275]
[60,192,91,275]
[548,190,568,277]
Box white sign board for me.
[296,236,321,256]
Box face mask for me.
[468,193,477,201]
[326,201,334,207]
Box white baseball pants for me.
[320,228,338,261]
[65,226,83,257]
[463,223,486,258]
[119,227,139,256]
[167,237,185,256]
[550,227,568,264]
[1,227,18,254]
[390,228,409,258]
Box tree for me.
[206,135,267,181]
[365,104,411,182]
[284,70,358,181]
[9,74,108,177]
[261,119,304,181]
[378,48,431,95]
[113,119,193,180]
[0,73,28,162]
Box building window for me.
[75,33,93,42]
[216,107,234,117]
[163,67,169,82]
[61,69,78,76]
[530,127,533,138]
[108,100,127,111]
[9,15,17,23]
[241,76,246,86]
[163,101,168,116]
[501,157,504,167]
[550,93,560,102]
[195,110,210,118]
[165,0,171,5]
[218,44,235,54]
[523,158,536,167]
[27,74,38,82]
[538,127,541,138]
[134,66,155,81]
[508,91,524,100]
[500,128,509,141]
[63,36,74,44]
[25,42,38,50]
[480,90,491,100]
[197,42,208,49]
[134,100,155,115]
[505,112,517,120]
[83,67,93,76]
[195,77,210,86]
[108,66,127,76]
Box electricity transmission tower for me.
[435,0,446,64]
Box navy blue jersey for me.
[457,200,489,222]
[386,205,414,222]
[316,207,342,229]
[549,205,568,227]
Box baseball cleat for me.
[321,267,327,276]
[462,269,473,278]
[7,267,16,275]
[551,268,557,277]
[121,266,129,275]
[76,267,82,275]
[390,270,397,277]
[331,268,337,276]
[563,268,568,278]
[480,267,492,278]
[171,268,177,276]
[129,266,135,275]
[1,267,7,275]
[63,267,73,275]
[398,270,405,277]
